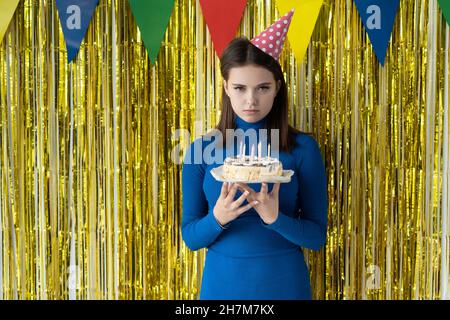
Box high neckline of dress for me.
[235,115,267,130]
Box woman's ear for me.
[223,80,229,96]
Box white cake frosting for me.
[222,155,283,181]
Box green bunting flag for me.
[128,0,175,63]
[438,0,450,26]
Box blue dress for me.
[181,115,328,300]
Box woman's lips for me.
[243,110,259,114]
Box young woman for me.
[181,35,328,300]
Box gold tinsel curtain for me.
[0,0,449,300]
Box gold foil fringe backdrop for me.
[0,0,449,299]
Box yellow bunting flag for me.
[275,0,323,63]
[0,0,20,42]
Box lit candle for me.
[251,144,255,160]
[239,141,243,158]
[258,141,261,159]
[268,143,271,158]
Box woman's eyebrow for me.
[231,82,272,86]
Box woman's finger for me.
[271,183,281,196]
[236,183,256,197]
[230,190,249,210]
[220,182,228,198]
[237,182,249,188]
[261,182,269,195]
[235,200,259,216]
[225,183,239,203]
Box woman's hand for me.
[213,182,259,226]
[236,182,280,225]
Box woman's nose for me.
[246,91,257,105]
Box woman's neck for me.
[234,115,267,130]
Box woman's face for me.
[223,64,281,123]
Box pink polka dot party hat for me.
[250,8,295,60]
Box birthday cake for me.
[221,142,282,181]
[222,155,283,181]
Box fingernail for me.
[244,191,249,196]
[253,201,259,205]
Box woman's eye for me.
[233,86,269,92]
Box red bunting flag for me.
[199,0,248,58]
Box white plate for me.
[210,165,294,183]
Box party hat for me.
[250,8,295,60]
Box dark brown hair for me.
[216,37,308,152]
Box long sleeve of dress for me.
[263,135,328,251]
[181,139,224,251]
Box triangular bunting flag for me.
[275,0,323,63]
[0,0,21,43]
[354,0,400,66]
[199,0,248,58]
[128,0,175,64]
[56,0,100,63]
[438,0,450,26]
